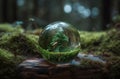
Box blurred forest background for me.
[0,0,120,31]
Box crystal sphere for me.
[39,21,80,63]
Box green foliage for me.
[100,29,120,55]
[80,31,106,51]
[37,45,80,63]
[80,29,120,56]
[0,31,41,79]
[48,32,69,52]
[0,48,24,79]
[0,32,41,57]
[0,23,120,79]
[0,24,24,33]
[0,24,14,32]
[79,29,120,78]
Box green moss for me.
[100,29,120,55]
[0,32,41,57]
[0,24,14,32]
[0,26,119,79]
[0,32,41,79]
[37,45,80,63]
[80,29,120,56]
[0,24,24,34]
[80,31,106,51]
[0,48,24,79]
[48,31,69,52]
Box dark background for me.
[0,0,120,30]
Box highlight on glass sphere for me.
[38,21,80,63]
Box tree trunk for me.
[102,0,111,30]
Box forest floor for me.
[0,24,120,79]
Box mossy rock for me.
[0,32,41,57]
[0,48,24,79]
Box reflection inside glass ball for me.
[39,21,80,52]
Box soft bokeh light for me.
[17,0,25,7]
[64,4,72,13]
[77,5,91,18]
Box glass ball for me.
[39,21,80,63]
